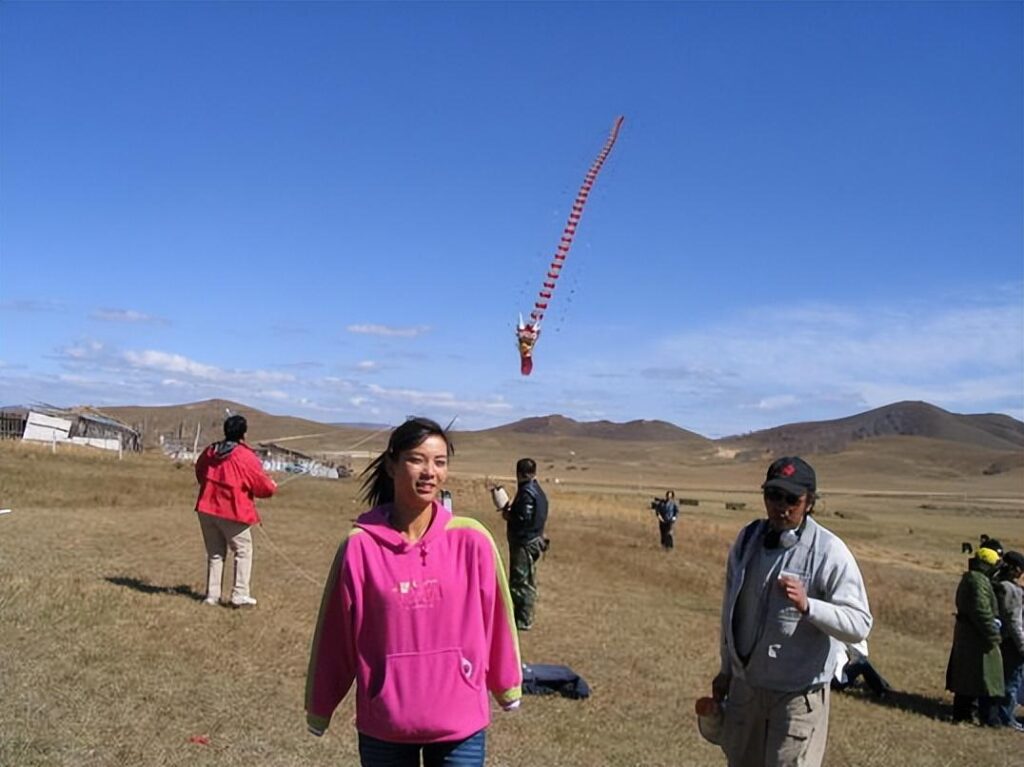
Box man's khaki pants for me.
[198,513,253,603]
[723,676,830,767]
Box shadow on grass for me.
[105,575,205,602]
[838,686,952,722]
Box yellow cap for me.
[975,547,1000,566]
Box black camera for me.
[650,498,664,511]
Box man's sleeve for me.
[1007,585,1024,656]
[305,538,358,734]
[993,582,1022,653]
[804,540,873,644]
[719,538,738,676]
[245,450,277,498]
[509,487,536,525]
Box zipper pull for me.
[420,544,428,566]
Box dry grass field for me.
[1,436,1022,767]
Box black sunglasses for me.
[763,488,802,506]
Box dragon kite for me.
[517,115,625,375]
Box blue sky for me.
[1,2,1021,437]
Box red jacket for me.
[195,441,276,525]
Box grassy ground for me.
[0,440,1021,766]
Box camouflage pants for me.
[509,537,545,631]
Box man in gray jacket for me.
[994,550,1024,730]
[710,457,872,767]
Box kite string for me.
[256,521,322,587]
[255,426,394,589]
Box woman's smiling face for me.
[387,434,449,509]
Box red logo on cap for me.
[780,464,796,477]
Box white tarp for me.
[22,412,72,443]
[262,458,339,479]
[70,436,121,451]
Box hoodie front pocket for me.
[369,648,484,739]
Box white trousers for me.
[197,513,253,602]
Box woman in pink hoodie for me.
[306,417,522,766]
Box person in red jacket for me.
[195,414,276,607]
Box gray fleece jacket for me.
[994,579,1024,663]
[719,515,872,692]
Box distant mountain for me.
[486,414,710,444]
[102,399,344,448]
[721,401,1024,455]
[84,399,1024,461]
[962,412,1024,448]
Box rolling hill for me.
[721,401,1024,455]
[101,399,349,448]
[87,399,1023,486]
[488,414,710,444]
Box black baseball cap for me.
[762,456,816,496]
[1003,551,1024,571]
[980,537,1004,556]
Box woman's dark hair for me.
[360,417,453,507]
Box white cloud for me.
[356,360,379,371]
[642,293,1024,433]
[91,308,169,325]
[752,395,799,411]
[61,340,107,360]
[259,389,291,401]
[0,299,65,312]
[122,350,295,385]
[346,324,431,338]
[365,383,513,415]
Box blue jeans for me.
[358,730,486,767]
[999,657,1023,726]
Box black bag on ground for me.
[521,663,591,699]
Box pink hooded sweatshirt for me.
[305,501,522,743]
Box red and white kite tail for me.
[528,115,625,329]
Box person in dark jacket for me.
[994,550,1024,730]
[945,547,1005,725]
[654,490,679,550]
[194,415,276,607]
[502,458,548,631]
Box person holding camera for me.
[502,458,549,632]
[653,490,679,550]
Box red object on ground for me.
[187,735,211,746]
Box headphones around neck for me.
[778,528,800,549]
[764,518,806,550]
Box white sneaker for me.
[202,597,220,606]
[230,596,257,608]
